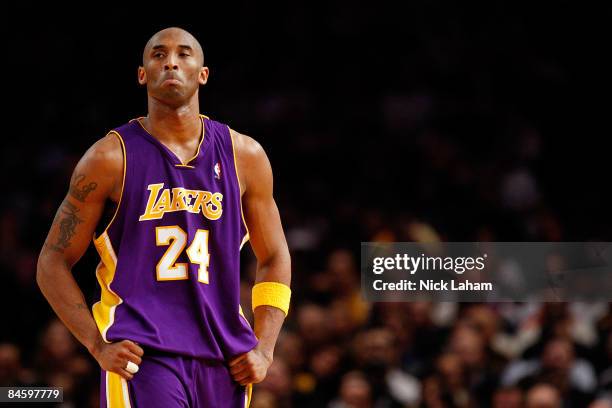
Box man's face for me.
[138,29,208,106]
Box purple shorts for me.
[100,351,252,407]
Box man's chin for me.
[155,90,189,106]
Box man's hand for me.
[91,339,144,380]
[228,346,273,386]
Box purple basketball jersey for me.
[92,115,258,361]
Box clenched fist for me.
[91,339,144,380]
[229,346,273,386]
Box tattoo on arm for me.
[69,174,98,202]
[47,200,84,253]
[75,303,88,310]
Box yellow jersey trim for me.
[186,115,206,164]
[92,231,122,343]
[135,115,206,166]
[94,130,126,241]
[229,126,251,250]
[238,304,253,330]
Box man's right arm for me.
[36,132,143,380]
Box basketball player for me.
[36,27,291,407]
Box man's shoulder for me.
[228,128,270,195]
[76,131,124,197]
[86,132,123,168]
[228,128,265,160]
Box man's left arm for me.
[228,129,291,386]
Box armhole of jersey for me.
[228,126,250,250]
[93,130,127,246]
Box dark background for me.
[2,3,612,407]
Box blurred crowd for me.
[244,252,612,407]
[6,260,612,408]
[3,3,612,407]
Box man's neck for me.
[144,96,201,144]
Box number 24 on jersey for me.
[155,226,210,283]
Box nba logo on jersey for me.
[214,162,222,179]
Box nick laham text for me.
[373,279,493,291]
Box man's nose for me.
[164,55,178,71]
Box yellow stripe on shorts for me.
[106,371,132,408]
[245,383,252,408]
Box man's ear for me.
[199,66,209,85]
[138,66,147,85]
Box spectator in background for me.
[525,383,561,408]
[502,337,596,406]
[0,343,27,386]
[309,345,345,404]
[277,342,347,407]
[421,374,457,408]
[595,330,612,395]
[432,352,472,407]
[36,319,92,379]
[352,327,420,407]
[275,331,306,374]
[34,319,95,405]
[297,303,331,351]
[256,358,293,407]
[251,389,278,408]
[372,301,451,379]
[329,371,373,408]
[492,386,523,408]
[590,398,612,408]
[447,322,506,406]
[305,249,370,330]
[462,305,500,347]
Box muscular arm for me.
[228,129,291,385]
[37,133,142,380]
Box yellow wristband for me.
[252,282,291,316]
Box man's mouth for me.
[162,78,181,86]
[161,75,181,86]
